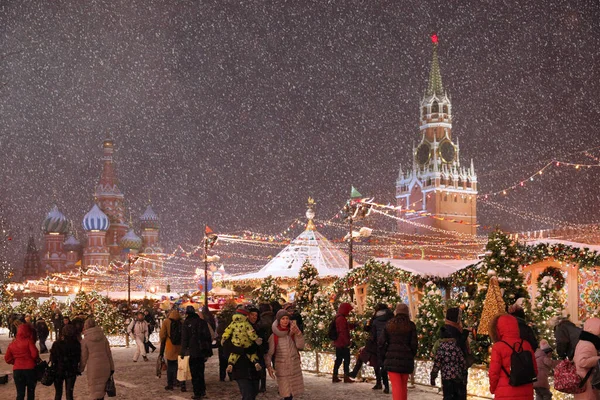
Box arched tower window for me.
[443,105,448,114]
[458,177,463,187]
[422,106,428,116]
[431,102,439,113]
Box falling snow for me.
[1,0,599,273]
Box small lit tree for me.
[415,281,445,358]
[295,260,319,310]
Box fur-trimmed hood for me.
[489,313,519,343]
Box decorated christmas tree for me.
[253,275,283,303]
[478,275,506,336]
[364,260,402,313]
[66,291,94,318]
[94,300,125,335]
[295,260,320,310]
[301,290,336,350]
[415,281,445,358]
[39,297,61,321]
[534,266,565,348]
[14,296,38,316]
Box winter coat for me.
[431,338,467,383]
[379,314,417,374]
[4,323,39,370]
[144,313,156,334]
[333,303,353,349]
[555,318,582,360]
[80,326,114,400]
[128,319,149,341]
[50,338,81,378]
[265,321,305,397]
[364,309,393,366]
[533,348,558,389]
[180,312,213,359]
[36,319,49,339]
[573,318,600,400]
[231,348,261,381]
[159,310,182,361]
[52,310,64,334]
[515,316,539,351]
[221,313,259,350]
[488,314,537,400]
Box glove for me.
[255,338,263,345]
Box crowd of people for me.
[2,298,600,400]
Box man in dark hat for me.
[180,305,213,399]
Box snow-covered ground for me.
[0,332,442,399]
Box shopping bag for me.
[40,362,55,386]
[177,356,192,381]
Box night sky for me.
[1,0,599,270]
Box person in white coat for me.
[128,312,149,362]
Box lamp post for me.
[127,255,139,309]
[342,186,372,270]
[204,230,209,309]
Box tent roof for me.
[525,239,600,252]
[228,228,356,281]
[375,258,480,278]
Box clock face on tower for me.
[439,140,456,163]
[416,143,431,165]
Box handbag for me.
[554,359,592,394]
[40,362,55,386]
[105,374,116,397]
[35,360,48,382]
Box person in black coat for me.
[508,300,539,351]
[247,306,267,395]
[230,344,261,400]
[180,306,213,399]
[50,324,81,400]
[51,308,64,340]
[35,317,50,354]
[379,303,417,400]
[435,307,470,400]
[143,309,157,353]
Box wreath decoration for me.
[537,266,565,291]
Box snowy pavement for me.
[0,333,444,399]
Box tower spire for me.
[426,33,444,97]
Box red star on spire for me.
[431,33,439,44]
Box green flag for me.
[350,186,362,198]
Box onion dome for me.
[42,205,69,234]
[63,235,81,252]
[140,205,159,229]
[120,228,142,250]
[82,204,110,231]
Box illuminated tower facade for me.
[396,34,477,235]
[95,138,128,260]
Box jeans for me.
[13,369,36,400]
[236,378,259,400]
[375,366,389,388]
[535,387,552,400]
[189,356,206,396]
[39,336,49,353]
[167,359,178,387]
[54,375,77,400]
[333,347,351,376]
[441,379,467,400]
[144,338,156,353]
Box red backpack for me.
[553,359,592,394]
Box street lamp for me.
[203,226,218,309]
[127,255,139,308]
[342,186,372,270]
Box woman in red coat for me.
[5,322,40,400]
[488,314,537,399]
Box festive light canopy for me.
[376,258,480,278]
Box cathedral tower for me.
[139,205,163,275]
[95,138,128,259]
[82,204,110,267]
[41,205,68,273]
[396,34,477,235]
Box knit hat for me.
[185,305,196,315]
[446,307,462,323]
[236,308,250,316]
[539,339,552,352]
[395,303,409,316]
[275,309,290,323]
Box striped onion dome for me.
[63,235,81,251]
[42,205,69,234]
[140,205,159,229]
[82,204,110,231]
[120,228,142,250]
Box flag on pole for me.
[204,226,218,249]
[350,186,362,198]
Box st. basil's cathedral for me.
[22,138,163,279]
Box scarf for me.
[580,330,600,351]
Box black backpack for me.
[500,340,537,386]
[169,319,182,346]
[327,317,338,341]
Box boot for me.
[372,383,382,390]
[332,376,341,383]
[348,364,361,379]
[383,386,390,394]
[343,376,355,383]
